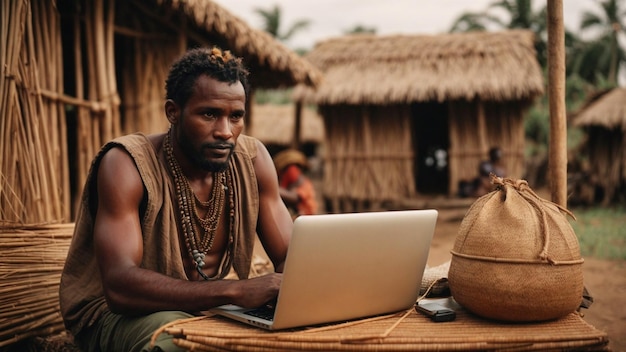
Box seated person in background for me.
[471,160,495,197]
[273,149,318,217]
[487,146,506,178]
[59,47,293,352]
[459,147,507,198]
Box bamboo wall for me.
[319,100,528,210]
[0,0,180,346]
[120,39,180,135]
[1,0,69,225]
[1,0,194,223]
[320,104,415,212]
[448,100,527,196]
[69,0,122,212]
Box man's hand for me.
[233,273,282,308]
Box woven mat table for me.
[154,308,609,351]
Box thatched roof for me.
[152,0,322,88]
[573,88,626,131]
[246,104,324,145]
[292,30,544,105]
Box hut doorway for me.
[411,102,449,194]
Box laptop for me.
[210,209,438,330]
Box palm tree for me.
[449,12,492,32]
[344,24,377,35]
[576,0,626,85]
[449,0,541,31]
[254,4,310,43]
[449,0,548,66]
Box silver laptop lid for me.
[271,209,438,329]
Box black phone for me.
[415,302,456,322]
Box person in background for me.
[471,146,507,197]
[458,147,507,198]
[59,47,293,352]
[486,146,506,178]
[273,149,318,217]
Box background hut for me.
[572,87,626,205]
[293,30,544,212]
[0,0,319,347]
[247,103,325,157]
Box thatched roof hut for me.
[572,88,626,204]
[155,0,321,89]
[1,0,321,225]
[247,104,324,148]
[293,30,544,211]
[573,88,626,130]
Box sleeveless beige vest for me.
[59,133,259,335]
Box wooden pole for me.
[292,102,303,149]
[547,0,567,207]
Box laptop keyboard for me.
[244,305,275,321]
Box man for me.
[59,47,293,352]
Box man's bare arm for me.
[254,141,294,273]
[93,147,280,315]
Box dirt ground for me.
[429,208,626,352]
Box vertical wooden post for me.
[292,102,303,149]
[547,0,567,207]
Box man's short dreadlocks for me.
[165,47,250,108]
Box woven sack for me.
[448,176,584,322]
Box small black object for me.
[415,302,456,322]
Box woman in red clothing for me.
[273,149,318,217]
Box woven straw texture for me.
[154,309,608,351]
[0,223,74,347]
[449,177,584,322]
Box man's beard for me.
[177,133,234,172]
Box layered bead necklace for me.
[163,130,235,280]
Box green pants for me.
[76,310,194,352]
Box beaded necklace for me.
[163,130,235,280]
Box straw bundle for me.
[0,223,74,348]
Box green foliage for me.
[450,0,625,87]
[523,73,594,159]
[564,74,591,111]
[254,88,293,105]
[570,205,626,260]
[525,100,549,146]
[253,4,310,43]
[448,0,549,66]
[344,24,377,34]
[576,0,626,85]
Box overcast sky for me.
[213,0,601,50]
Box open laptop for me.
[210,209,438,330]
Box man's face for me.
[173,75,246,172]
